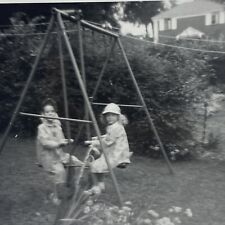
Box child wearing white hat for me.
[85,103,131,195]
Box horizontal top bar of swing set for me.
[92,102,143,108]
[52,8,119,38]
[19,112,92,123]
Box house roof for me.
[153,0,224,20]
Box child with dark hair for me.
[36,98,83,205]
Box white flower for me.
[168,208,174,213]
[92,204,100,211]
[147,210,159,218]
[122,206,132,212]
[86,199,94,206]
[143,218,152,224]
[125,201,132,205]
[184,208,193,217]
[173,217,181,224]
[136,218,152,225]
[155,217,175,225]
[172,206,182,213]
[93,186,101,195]
[83,206,90,214]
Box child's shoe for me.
[71,156,84,167]
[98,182,105,192]
[49,193,61,206]
[83,185,102,196]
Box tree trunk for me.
[145,23,149,38]
[150,19,154,40]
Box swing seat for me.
[35,162,43,168]
[117,162,129,169]
[117,152,133,169]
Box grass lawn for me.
[0,137,225,225]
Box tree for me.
[211,0,225,4]
[0,3,120,27]
[122,1,164,37]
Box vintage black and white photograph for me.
[0,0,225,224]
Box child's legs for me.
[52,163,67,199]
[53,163,66,184]
[61,153,83,166]
[90,173,105,186]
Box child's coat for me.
[36,121,82,183]
[91,121,131,173]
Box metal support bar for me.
[81,20,119,38]
[57,25,71,139]
[202,102,208,143]
[57,24,76,188]
[52,8,119,38]
[0,16,55,155]
[19,112,92,123]
[57,12,123,207]
[91,38,117,99]
[64,38,117,151]
[78,20,90,140]
[117,37,174,175]
[92,102,143,108]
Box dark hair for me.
[41,98,57,112]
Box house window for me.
[164,18,172,30]
[211,12,220,24]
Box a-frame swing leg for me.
[65,35,117,157]
[56,12,124,207]
[117,37,174,175]
[77,20,91,140]
[57,24,76,191]
[0,16,55,155]
[91,37,117,100]
[57,24,72,145]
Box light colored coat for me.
[36,122,69,174]
[91,121,131,173]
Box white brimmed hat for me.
[102,103,121,115]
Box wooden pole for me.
[0,16,55,155]
[57,12,123,206]
[117,37,174,175]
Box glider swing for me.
[0,8,174,221]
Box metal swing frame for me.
[0,8,174,223]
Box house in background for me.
[152,0,225,42]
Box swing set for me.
[0,8,174,223]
